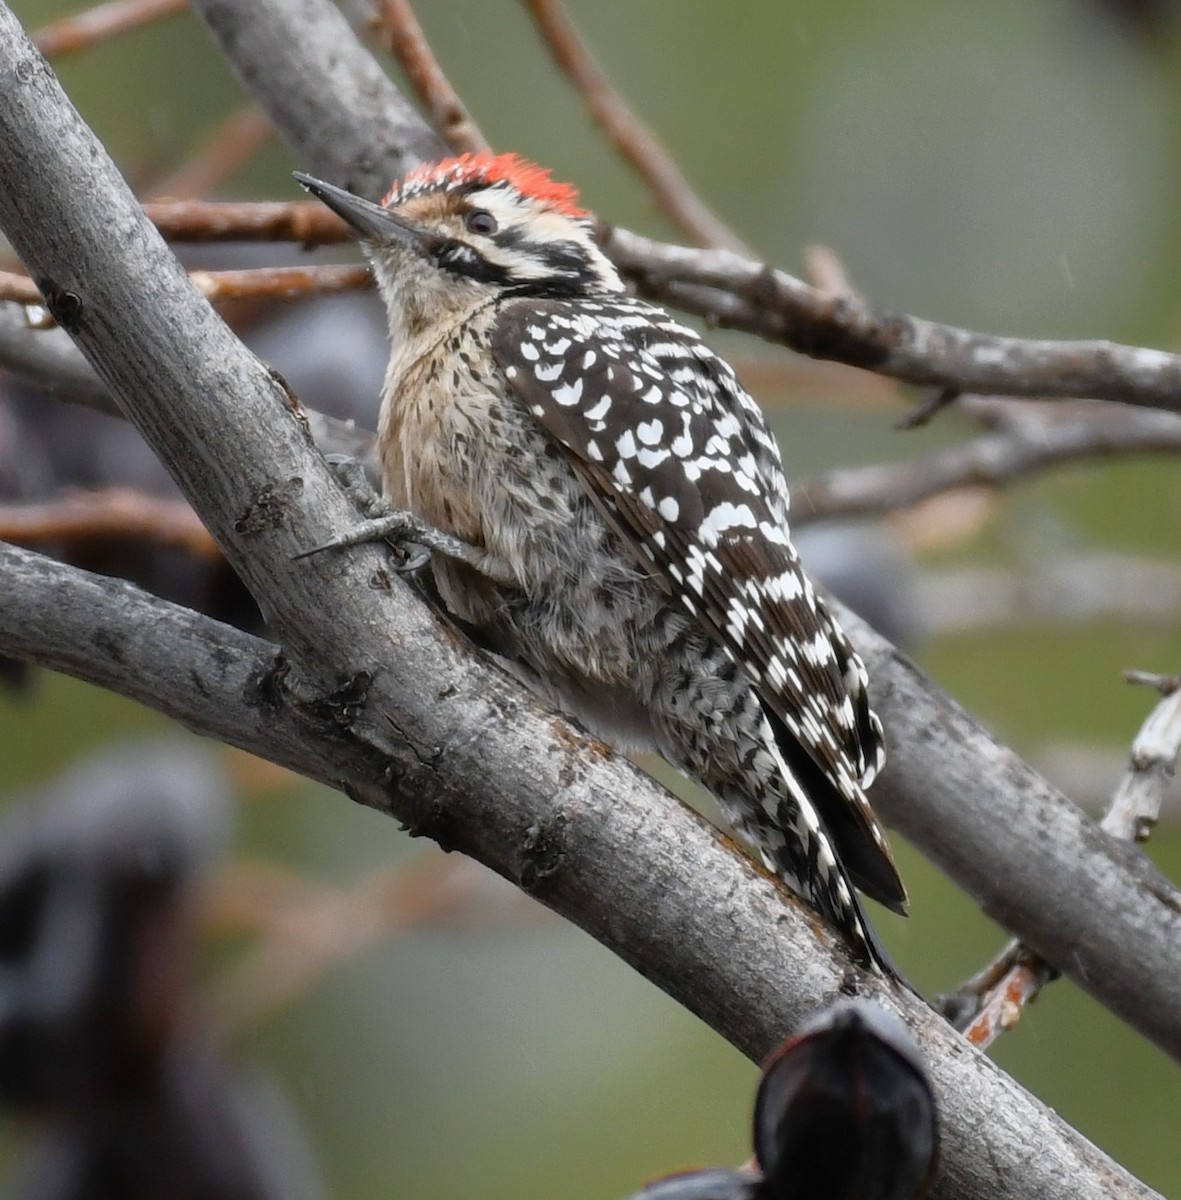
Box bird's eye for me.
[465,209,498,235]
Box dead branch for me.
[605,227,1181,413]
[944,672,1181,1049]
[31,0,186,57]
[187,264,370,302]
[1104,672,1181,842]
[522,0,750,254]
[793,407,1181,525]
[0,486,219,559]
[0,265,370,312]
[141,199,350,244]
[374,0,488,155]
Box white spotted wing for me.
[491,295,903,911]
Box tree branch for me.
[141,199,349,244]
[604,228,1181,413]
[843,598,1181,1063]
[0,264,369,310]
[0,486,218,557]
[944,670,1181,1049]
[0,539,1160,1200]
[31,0,186,57]
[375,0,488,155]
[792,406,1181,524]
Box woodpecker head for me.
[295,153,624,331]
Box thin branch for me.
[0,487,219,559]
[141,199,350,244]
[944,672,1181,1049]
[31,0,186,57]
[605,227,1181,413]
[802,243,860,299]
[186,264,370,302]
[374,0,488,155]
[0,538,1165,1200]
[0,264,370,310]
[793,407,1181,525]
[1103,672,1181,842]
[522,0,750,254]
[146,104,274,200]
[941,944,1056,1049]
[895,386,960,431]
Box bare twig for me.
[31,0,186,57]
[147,105,274,200]
[0,487,219,559]
[943,672,1181,1049]
[523,0,749,254]
[374,0,488,155]
[187,264,370,302]
[942,943,1057,1048]
[141,198,350,244]
[895,386,960,430]
[1103,672,1181,842]
[793,407,1181,525]
[802,243,859,299]
[0,264,370,311]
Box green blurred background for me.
[5,0,1181,1195]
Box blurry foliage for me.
[4,0,1181,1197]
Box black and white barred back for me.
[296,153,906,971]
[491,296,905,939]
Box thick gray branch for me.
[0,540,1160,1200]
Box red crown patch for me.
[385,152,587,218]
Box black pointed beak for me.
[293,172,427,246]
